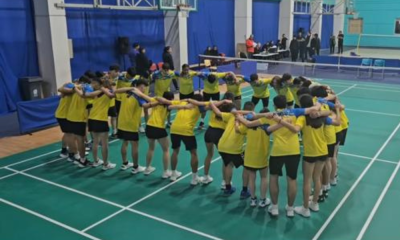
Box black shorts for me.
[287,101,294,107]
[86,104,93,110]
[88,119,109,133]
[115,100,122,114]
[327,144,336,158]
[179,92,194,100]
[57,118,70,133]
[108,106,117,117]
[336,131,344,145]
[220,152,244,168]
[204,127,224,146]
[303,155,328,163]
[117,129,139,141]
[251,96,269,108]
[203,92,220,101]
[245,166,267,172]
[68,121,87,137]
[269,155,301,180]
[234,95,242,100]
[340,128,348,146]
[171,134,197,151]
[146,125,168,139]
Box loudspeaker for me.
[118,37,130,55]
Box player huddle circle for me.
[55,63,348,218]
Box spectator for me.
[290,36,299,62]
[128,43,140,67]
[329,34,336,54]
[305,31,312,59]
[254,43,262,54]
[204,46,212,55]
[298,32,306,62]
[311,33,321,56]
[136,47,152,77]
[162,46,179,91]
[280,34,288,50]
[211,46,219,56]
[246,34,255,58]
[337,31,344,54]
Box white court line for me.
[356,159,400,240]
[338,152,397,165]
[345,108,400,118]
[336,84,357,96]
[0,198,101,240]
[317,79,400,91]
[326,83,400,93]
[312,121,400,240]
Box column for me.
[310,0,323,37]
[234,0,252,54]
[279,0,294,40]
[333,0,346,37]
[164,11,188,69]
[33,0,72,96]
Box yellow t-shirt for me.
[147,98,181,129]
[115,74,135,101]
[226,78,244,97]
[170,102,202,136]
[177,71,197,95]
[66,92,89,123]
[296,116,328,157]
[251,78,272,98]
[324,123,337,145]
[89,93,111,122]
[244,118,272,168]
[341,110,349,129]
[117,95,142,133]
[270,114,300,156]
[278,87,294,103]
[203,72,227,94]
[290,86,300,106]
[209,111,227,130]
[154,70,175,97]
[55,94,73,119]
[218,113,247,154]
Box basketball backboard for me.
[159,0,197,11]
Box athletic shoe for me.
[224,186,236,195]
[85,142,92,151]
[190,176,203,186]
[259,198,271,208]
[109,133,118,139]
[59,152,68,158]
[121,162,134,170]
[323,190,329,199]
[286,205,295,218]
[318,194,325,203]
[309,201,319,212]
[198,121,205,130]
[240,189,251,199]
[78,159,92,168]
[330,178,337,186]
[67,156,78,162]
[139,126,145,134]
[92,159,104,167]
[131,166,145,175]
[201,175,214,184]
[250,197,257,207]
[102,163,116,171]
[162,170,172,179]
[85,151,89,156]
[144,166,156,175]
[294,206,310,218]
[170,171,182,181]
[268,204,279,217]
[221,180,226,190]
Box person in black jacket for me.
[162,46,179,91]
[310,33,321,57]
[281,34,288,50]
[136,47,152,78]
[298,32,306,62]
[290,36,299,62]
[305,32,312,59]
[329,35,336,54]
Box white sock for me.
[74,153,80,159]
[192,172,198,179]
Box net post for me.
[357,33,362,55]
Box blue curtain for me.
[252,0,280,45]
[66,8,165,79]
[293,2,310,35]
[321,5,334,49]
[187,0,235,64]
[0,0,39,114]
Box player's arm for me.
[84,90,103,98]
[236,114,264,128]
[101,87,115,98]
[114,87,134,93]
[168,103,195,110]
[279,117,301,133]
[209,100,222,117]
[330,104,342,126]
[131,88,152,102]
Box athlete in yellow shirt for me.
[248,74,273,108]
[175,64,201,99]
[115,80,151,173]
[152,63,176,97]
[223,73,245,109]
[107,64,120,138]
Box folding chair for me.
[372,59,386,79]
[357,58,372,78]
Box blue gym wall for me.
[252,0,280,45]
[321,4,334,49]
[344,0,400,47]
[293,2,311,36]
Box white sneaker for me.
[144,166,156,175]
[170,171,182,181]
[59,152,68,158]
[201,175,214,184]
[250,197,257,207]
[330,178,338,186]
[92,159,104,167]
[268,204,279,216]
[102,163,116,171]
[190,176,202,186]
[294,206,310,218]
[286,205,295,218]
[221,180,226,190]
[259,198,271,208]
[131,166,145,174]
[121,162,134,170]
[85,151,89,156]
[162,170,172,179]
[309,201,319,212]
[139,126,145,134]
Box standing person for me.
[305,32,312,59]
[337,31,344,54]
[329,35,336,54]
[107,64,120,138]
[314,34,321,56]
[246,34,256,58]
[290,36,299,62]
[281,34,288,50]
[162,46,179,92]
[175,64,201,100]
[204,46,212,55]
[298,33,306,62]
[136,47,152,78]
[246,73,273,108]
[128,43,140,68]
